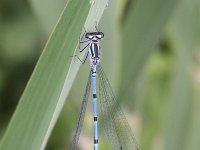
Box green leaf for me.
[30,0,68,33]
[164,0,200,150]
[119,0,181,102]
[164,60,193,150]
[0,0,109,149]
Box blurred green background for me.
[0,0,200,150]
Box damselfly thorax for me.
[76,31,104,66]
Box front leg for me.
[80,43,89,53]
[74,51,89,64]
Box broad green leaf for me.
[186,81,200,150]
[164,0,200,150]
[30,0,68,33]
[164,60,193,150]
[99,0,121,91]
[119,0,181,102]
[0,0,109,149]
[117,0,182,149]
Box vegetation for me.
[0,0,199,150]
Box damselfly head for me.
[85,32,104,40]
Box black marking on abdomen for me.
[93,94,97,98]
[94,117,97,121]
[94,139,98,144]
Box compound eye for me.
[88,35,93,39]
[85,33,93,39]
[96,35,101,39]
[85,33,90,39]
[96,32,104,39]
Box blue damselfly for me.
[70,30,139,150]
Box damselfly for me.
[70,30,139,150]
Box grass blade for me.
[119,0,181,101]
[0,0,90,149]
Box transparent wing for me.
[70,72,91,150]
[97,65,139,150]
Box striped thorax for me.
[85,32,104,66]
